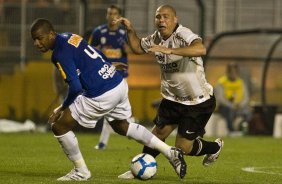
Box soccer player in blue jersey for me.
[30,18,187,181]
[88,5,132,150]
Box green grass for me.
[0,132,282,184]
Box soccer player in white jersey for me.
[30,18,186,181]
[116,5,224,179]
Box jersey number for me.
[84,45,114,79]
[84,45,105,61]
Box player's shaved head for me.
[31,18,56,53]
[156,5,176,16]
[155,5,178,39]
[30,18,54,34]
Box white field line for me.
[242,167,282,176]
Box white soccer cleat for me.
[168,147,187,179]
[57,168,91,181]
[202,138,224,166]
[118,170,135,179]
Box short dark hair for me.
[108,5,122,15]
[30,18,54,33]
[158,5,176,16]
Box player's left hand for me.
[49,105,64,124]
[148,44,172,54]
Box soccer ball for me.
[130,153,157,180]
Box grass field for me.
[0,132,282,184]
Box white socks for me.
[55,131,88,171]
[126,123,171,158]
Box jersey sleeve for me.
[140,31,162,53]
[140,34,154,53]
[177,27,202,46]
[55,45,83,109]
[89,28,101,47]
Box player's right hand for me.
[113,17,133,31]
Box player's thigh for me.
[69,81,129,129]
[151,124,177,140]
[104,80,132,122]
[52,108,77,135]
[69,95,104,128]
[109,119,129,136]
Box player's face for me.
[31,28,55,53]
[107,8,120,25]
[155,7,177,39]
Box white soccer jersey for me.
[140,24,213,105]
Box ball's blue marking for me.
[134,154,157,179]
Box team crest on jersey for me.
[68,34,82,48]
[101,37,106,44]
[119,29,125,35]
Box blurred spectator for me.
[215,63,251,134]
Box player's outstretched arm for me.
[114,17,144,54]
[148,39,206,57]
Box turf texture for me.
[0,132,281,184]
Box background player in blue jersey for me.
[88,5,132,150]
[30,18,186,181]
[89,5,129,78]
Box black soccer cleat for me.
[169,147,187,179]
[203,138,224,166]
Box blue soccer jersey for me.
[51,33,123,109]
[89,24,128,78]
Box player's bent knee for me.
[51,121,73,136]
[109,120,128,136]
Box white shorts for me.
[69,79,132,128]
